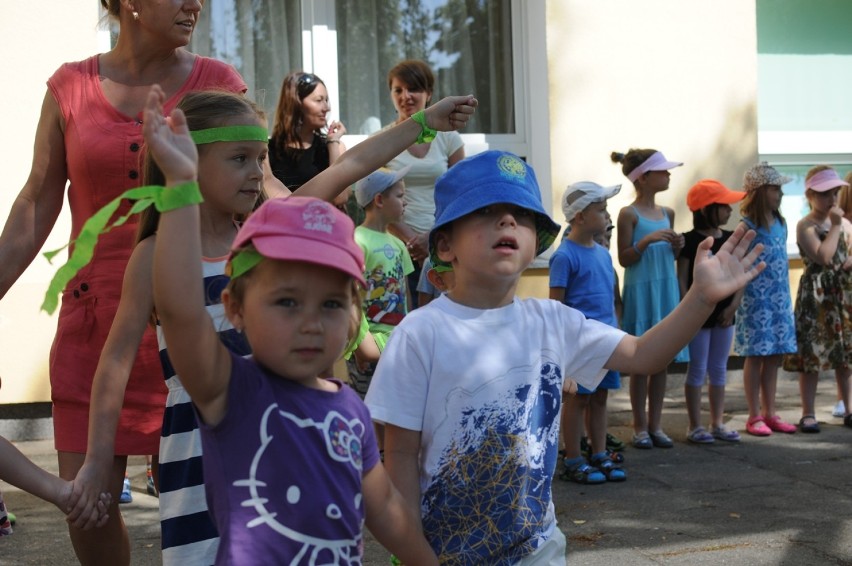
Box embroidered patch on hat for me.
[302,201,336,234]
[497,154,527,182]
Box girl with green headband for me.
[66,85,477,564]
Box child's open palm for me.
[691,225,765,305]
[142,85,198,184]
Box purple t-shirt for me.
[198,353,380,564]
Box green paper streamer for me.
[41,182,203,314]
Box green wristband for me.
[410,110,437,144]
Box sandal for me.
[590,452,626,482]
[561,457,606,484]
[746,415,772,436]
[798,415,820,433]
[687,427,715,444]
[649,430,674,448]
[765,415,796,434]
[632,431,653,449]
[606,433,625,452]
[580,437,625,463]
[711,426,741,442]
[844,414,852,429]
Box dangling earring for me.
[132,10,139,20]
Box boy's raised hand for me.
[424,95,478,131]
[692,225,765,305]
[142,85,198,184]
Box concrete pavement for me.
[2,366,851,565]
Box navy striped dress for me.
[157,257,251,565]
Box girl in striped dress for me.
[69,88,479,564]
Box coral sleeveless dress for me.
[46,54,245,453]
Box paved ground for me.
[2,367,852,565]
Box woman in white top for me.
[384,60,465,306]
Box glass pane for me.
[335,0,514,135]
[190,0,303,118]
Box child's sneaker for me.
[119,475,133,504]
[0,498,13,536]
[590,452,626,482]
[833,400,846,418]
[146,469,158,497]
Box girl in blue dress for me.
[734,163,798,436]
[614,149,686,449]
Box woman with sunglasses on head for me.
[265,71,350,208]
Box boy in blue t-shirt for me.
[550,181,625,484]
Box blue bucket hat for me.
[428,151,560,264]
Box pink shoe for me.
[746,415,772,436]
[765,415,796,434]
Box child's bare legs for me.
[759,355,781,418]
[685,384,703,431]
[743,356,763,419]
[58,451,130,566]
[561,392,590,460]
[647,370,667,434]
[837,366,852,420]
[799,371,819,420]
[708,385,726,430]
[587,390,608,454]
[629,373,649,435]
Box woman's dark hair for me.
[387,60,435,96]
[270,72,326,158]
[100,0,120,16]
[610,148,657,178]
[136,90,267,244]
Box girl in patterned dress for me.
[783,166,852,432]
[734,163,798,436]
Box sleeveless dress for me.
[783,224,852,372]
[157,256,252,565]
[46,54,245,453]
[621,206,688,362]
[734,217,797,356]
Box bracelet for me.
[633,243,643,256]
[154,181,204,212]
[410,110,437,144]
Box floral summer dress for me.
[784,223,852,373]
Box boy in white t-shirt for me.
[366,151,765,564]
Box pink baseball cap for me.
[805,168,850,192]
[230,196,365,285]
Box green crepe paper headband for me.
[41,182,203,314]
[228,249,264,279]
[190,125,268,145]
[41,125,270,314]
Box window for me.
[189,0,549,167]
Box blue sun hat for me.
[428,150,560,263]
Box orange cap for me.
[687,179,745,212]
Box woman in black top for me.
[265,72,349,207]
